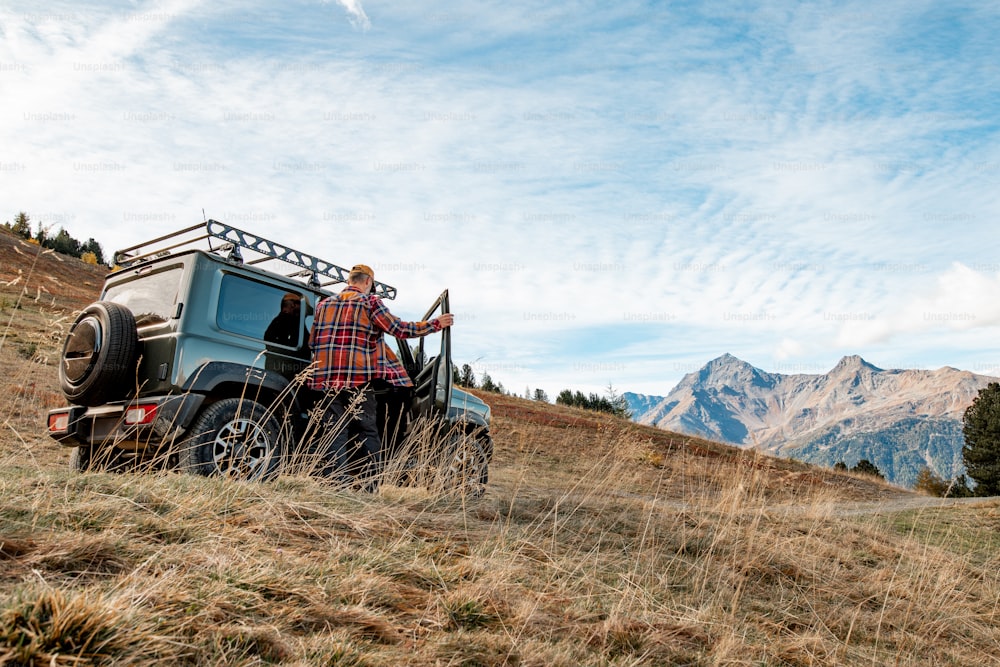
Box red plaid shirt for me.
[308,286,440,391]
[377,340,413,388]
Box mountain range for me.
[625,354,999,487]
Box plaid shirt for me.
[377,340,414,388]
[308,285,440,391]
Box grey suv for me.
[46,220,492,492]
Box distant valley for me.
[626,354,998,487]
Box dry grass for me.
[3,236,1000,665]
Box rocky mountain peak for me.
[704,353,751,374]
[701,353,775,388]
[627,353,1000,487]
[831,355,881,374]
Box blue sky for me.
[3,0,1000,397]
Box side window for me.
[217,274,306,347]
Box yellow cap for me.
[351,264,374,278]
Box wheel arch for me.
[181,361,306,414]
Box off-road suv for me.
[46,220,492,492]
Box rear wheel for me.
[179,398,282,480]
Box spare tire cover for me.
[58,301,139,406]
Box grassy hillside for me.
[2,232,1000,666]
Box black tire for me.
[179,398,282,480]
[59,301,139,407]
[69,445,92,471]
[69,445,128,472]
[439,431,491,497]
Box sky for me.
[2,0,999,398]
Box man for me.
[263,292,312,378]
[264,292,305,348]
[308,264,453,489]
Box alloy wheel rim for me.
[212,417,271,477]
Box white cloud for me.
[836,264,1000,348]
[1,0,998,398]
[324,0,370,31]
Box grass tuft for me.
[0,588,180,665]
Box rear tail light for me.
[124,405,158,425]
[48,411,71,432]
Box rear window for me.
[102,266,182,327]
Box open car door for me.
[388,290,488,497]
[396,290,452,424]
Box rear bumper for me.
[47,394,205,449]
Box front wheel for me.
[438,431,491,498]
[179,398,282,480]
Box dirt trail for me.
[777,494,999,518]
[613,491,998,518]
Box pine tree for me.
[604,383,631,419]
[9,212,31,239]
[458,364,476,388]
[44,227,82,257]
[949,475,974,498]
[851,459,884,480]
[34,221,50,245]
[962,382,1000,496]
[533,388,549,403]
[480,373,497,393]
[80,237,106,265]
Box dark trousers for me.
[315,385,381,488]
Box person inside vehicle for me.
[307,264,453,490]
[264,292,309,353]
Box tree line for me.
[3,211,107,265]
[554,386,631,419]
[454,363,631,418]
[455,363,511,397]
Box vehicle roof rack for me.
[112,219,397,300]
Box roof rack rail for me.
[113,219,397,300]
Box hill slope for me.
[629,353,997,487]
[0,226,108,312]
[2,234,1000,665]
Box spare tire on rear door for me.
[58,301,139,406]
